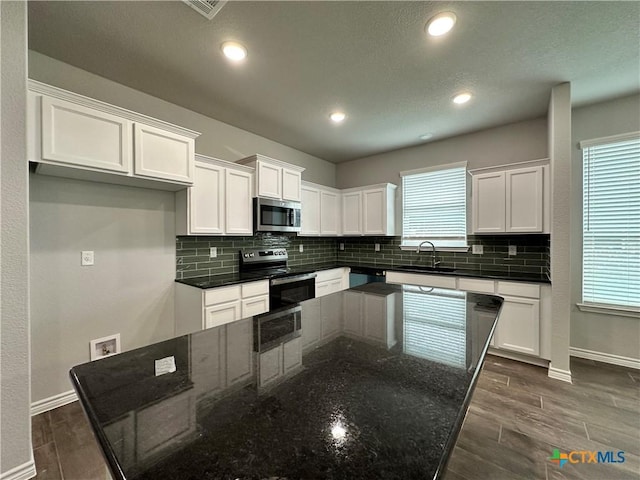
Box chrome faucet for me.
[416,240,439,268]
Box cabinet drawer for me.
[241,295,269,318]
[204,300,241,329]
[242,280,269,298]
[497,281,540,298]
[315,268,344,283]
[204,285,241,306]
[458,278,495,293]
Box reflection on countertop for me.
[70,284,502,480]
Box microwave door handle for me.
[288,209,294,226]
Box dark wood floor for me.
[32,355,640,479]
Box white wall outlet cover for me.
[375,243,380,252]
[509,245,517,256]
[81,250,94,266]
[299,244,304,253]
[472,245,483,255]
[210,247,217,258]
[89,333,120,361]
[339,243,345,251]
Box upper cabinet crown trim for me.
[28,79,201,139]
[341,183,397,193]
[468,158,549,175]
[236,154,305,172]
[195,153,255,174]
[301,180,341,193]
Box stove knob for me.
[250,253,255,257]
[243,254,248,258]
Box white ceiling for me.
[27,1,640,163]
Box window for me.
[403,287,467,368]
[401,162,467,249]
[581,133,640,310]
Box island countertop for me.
[70,283,502,480]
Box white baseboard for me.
[0,458,36,480]
[570,347,640,370]
[487,348,550,368]
[31,390,78,416]
[548,365,573,383]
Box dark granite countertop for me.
[176,261,549,290]
[71,284,502,480]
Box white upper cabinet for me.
[237,154,305,201]
[133,123,194,184]
[176,155,253,236]
[342,183,396,236]
[471,161,548,234]
[40,96,132,174]
[28,81,200,191]
[301,181,341,236]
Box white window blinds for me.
[403,288,467,368]
[582,133,640,309]
[401,163,467,248]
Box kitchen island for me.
[70,283,502,480]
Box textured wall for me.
[30,174,177,404]
[0,1,33,475]
[570,94,640,360]
[28,51,337,187]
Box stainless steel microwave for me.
[254,197,301,233]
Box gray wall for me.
[30,174,177,403]
[570,94,640,360]
[1,1,33,476]
[335,117,548,188]
[548,83,572,376]
[28,51,337,187]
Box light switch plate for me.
[210,247,217,258]
[81,251,94,266]
[375,243,380,252]
[299,244,304,253]
[339,243,345,251]
[509,245,517,256]
[472,245,483,255]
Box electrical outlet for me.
[81,250,94,266]
[472,245,483,255]
[299,244,304,253]
[210,247,217,258]
[509,245,517,256]
[339,243,345,251]
[375,243,380,252]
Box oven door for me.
[269,273,316,309]
[255,198,301,233]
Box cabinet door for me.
[301,186,321,235]
[315,280,331,298]
[259,345,283,388]
[343,291,363,336]
[190,162,225,234]
[134,123,194,184]
[320,295,342,338]
[241,295,269,318]
[506,166,543,232]
[342,191,362,235]
[41,96,132,174]
[225,168,253,235]
[205,300,241,329]
[282,168,302,202]
[226,318,254,387]
[362,188,386,235]
[472,172,506,233]
[283,337,302,373]
[257,161,282,199]
[495,296,540,356]
[301,300,322,349]
[320,190,340,235]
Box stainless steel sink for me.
[394,265,457,273]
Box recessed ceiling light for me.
[221,41,247,62]
[426,12,457,37]
[330,112,346,123]
[452,92,472,105]
[419,133,434,140]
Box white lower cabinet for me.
[175,280,269,335]
[258,336,302,389]
[387,271,548,361]
[342,290,396,348]
[315,268,350,298]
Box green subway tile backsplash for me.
[176,233,550,280]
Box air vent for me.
[182,0,228,20]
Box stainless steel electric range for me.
[239,248,316,309]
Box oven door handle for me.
[270,273,317,286]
